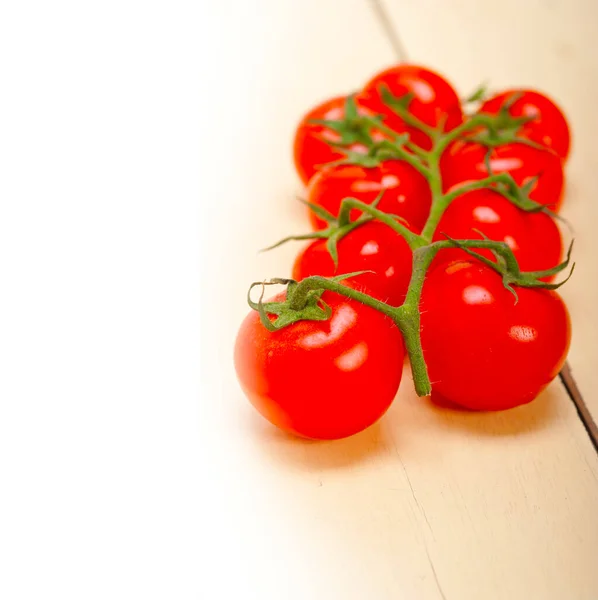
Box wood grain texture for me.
[199,1,598,598]
[378,0,598,422]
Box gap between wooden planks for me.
[374,0,598,449]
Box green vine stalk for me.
[248,89,574,396]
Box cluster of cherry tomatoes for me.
[235,64,573,441]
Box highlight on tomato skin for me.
[420,259,571,412]
[292,220,414,307]
[433,187,563,279]
[255,63,577,430]
[306,161,432,233]
[440,140,565,212]
[292,93,396,186]
[234,289,405,440]
[362,63,463,149]
[479,89,571,161]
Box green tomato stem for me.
[249,90,574,400]
[431,238,520,273]
[440,174,516,205]
[284,269,434,395]
[361,118,431,177]
[379,90,438,138]
[420,174,518,241]
[378,140,431,178]
[287,276,398,318]
[394,245,443,396]
[432,113,493,156]
[409,113,535,243]
[336,198,426,250]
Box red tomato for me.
[293,220,413,306]
[420,260,570,411]
[434,187,562,277]
[293,93,392,185]
[306,160,432,232]
[479,89,571,161]
[234,289,404,439]
[440,140,564,211]
[362,64,463,149]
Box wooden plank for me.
[377,0,598,424]
[200,1,598,598]
[240,374,598,600]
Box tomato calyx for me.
[308,94,377,151]
[314,88,547,181]
[461,82,489,105]
[379,87,533,150]
[443,171,557,218]
[378,86,439,139]
[314,89,551,218]
[464,118,548,150]
[441,235,575,301]
[310,95,431,173]
[460,91,545,149]
[248,273,373,332]
[263,192,421,267]
[466,94,561,153]
[261,195,378,266]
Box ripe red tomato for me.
[362,64,463,149]
[420,260,570,411]
[293,220,413,306]
[293,93,391,185]
[306,160,432,232]
[440,140,564,211]
[234,288,404,439]
[479,89,571,161]
[434,187,562,277]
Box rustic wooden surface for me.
[200,1,598,598]
[378,0,598,427]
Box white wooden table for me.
[200,2,598,598]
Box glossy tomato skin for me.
[440,140,565,211]
[362,64,463,149]
[434,188,562,276]
[479,89,571,161]
[293,220,414,306]
[293,93,392,185]
[234,290,404,440]
[306,160,432,232]
[420,260,571,411]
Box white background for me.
[0,2,207,597]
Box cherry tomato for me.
[293,220,413,306]
[362,64,463,149]
[420,260,570,411]
[440,140,564,211]
[234,288,404,439]
[434,187,562,277]
[306,160,432,232]
[479,89,571,161]
[293,93,391,185]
